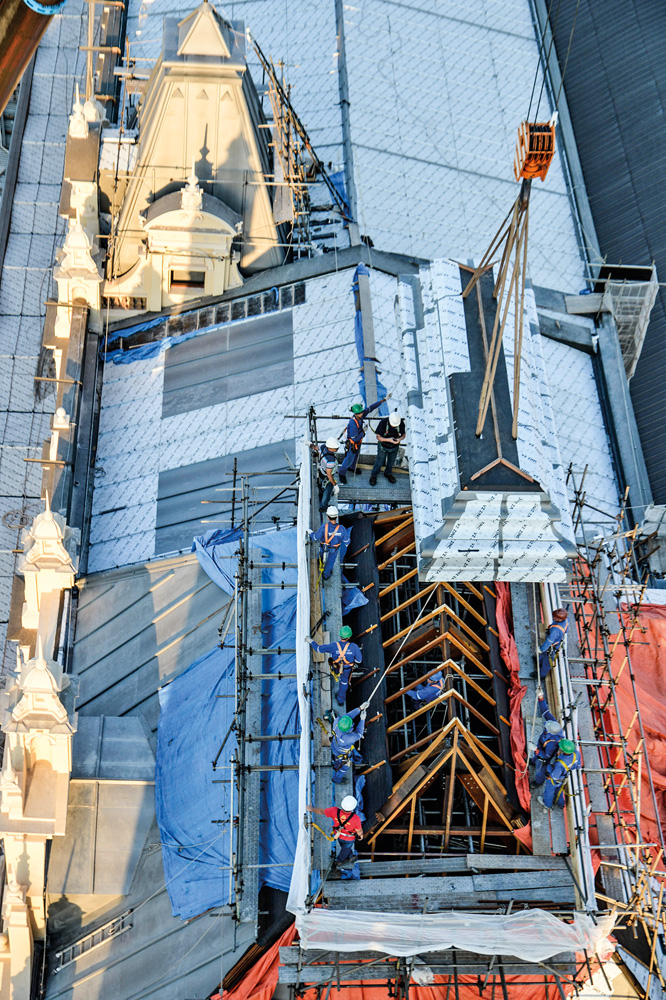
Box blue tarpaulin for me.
[155,526,300,919]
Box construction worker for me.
[307,795,363,869]
[306,625,362,704]
[308,507,350,581]
[406,670,445,704]
[329,704,368,783]
[318,437,340,511]
[531,692,564,786]
[538,608,569,678]
[338,395,389,483]
[538,738,582,809]
[369,411,405,486]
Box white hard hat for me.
[326,506,339,518]
[340,795,357,811]
[326,437,339,451]
[546,721,562,734]
[388,412,401,427]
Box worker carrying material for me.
[406,670,445,704]
[538,738,582,810]
[539,609,569,678]
[318,438,340,511]
[308,507,350,581]
[329,704,368,783]
[307,795,363,869]
[531,692,564,785]
[338,396,389,483]
[369,411,405,486]
[307,625,362,704]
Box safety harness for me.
[346,415,364,451]
[545,621,568,668]
[322,523,343,548]
[546,748,581,805]
[329,641,354,681]
[333,809,360,841]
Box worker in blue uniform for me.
[329,704,368,783]
[318,437,340,511]
[539,608,569,678]
[308,507,350,580]
[531,692,564,785]
[306,625,362,705]
[338,396,389,483]
[406,670,445,704]
[538,738,582,809]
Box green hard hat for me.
[337,715,353,733]
[339,626,353,640]
[559,738,576,755]
[351,403,364,414]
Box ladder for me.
[53,909,133,972]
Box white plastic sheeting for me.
[287,440,312,916]
[294,908,616,963]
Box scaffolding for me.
[556,469,666,995]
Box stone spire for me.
[68,83,89,139]
[9,637,70,730]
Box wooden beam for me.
[375,514,414,548]
[441,581,488,626]
[463,581,484,600]
[385,631,443,674]
[385,659,460,703]
[378,567,418,598]
[446,658,496,707]
[407,796,416,854]
[368,747,455,844]
[446,631,492,676]
[380,583,438,623]
[444,730,458,848]
[377,541,416,572]
[391,720,455,795]
[382,602,449,647]
[441,602,490,651]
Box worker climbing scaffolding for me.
[538,608,569,678]
[306,625,362,705]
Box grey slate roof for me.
[549,0,666,502]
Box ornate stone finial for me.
[58,220,100,276]
[10,637,69,728]
[83,95,105,123]
[69,83,89,139]
[181,159,203,212]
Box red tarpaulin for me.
[495,581,531,812]
[610,603,666,849]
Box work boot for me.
[354,467,363,475]
[537,794,550,810]
[338,473,347,484]
[369,476,377,486]
[384,473,396,484]
[337,858,355,871]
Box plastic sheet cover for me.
[156,526,300,919]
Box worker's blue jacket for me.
[546,747,582,785]
[331,707,365,758]
[407,671,444,703]
[540,619,568,656]
[345,399,383,448]
[310,521,348,550]
[309,638,361,668]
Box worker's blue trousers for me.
[532,755,550,786]
[334,663,353,705]
[320,479,335,511]
[539,650,554,678]
[320,545,340,580]
[332,747,361,783]
[339,447,360,475]
[543,775,566,808]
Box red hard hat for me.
[552,608,568,621]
